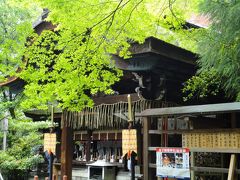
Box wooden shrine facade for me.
[138,102,240,180]
[24,35,198,180]
[59,94,176,179]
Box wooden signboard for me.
[182,131,240,150]
[122,129,137,156]
[44,133,56,154]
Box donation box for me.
[87,160,116,180]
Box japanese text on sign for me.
[44,133,56,154]
[182,132,240,149]
[156,148,190,179]
[122,129,137,157]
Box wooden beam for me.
[148,164,240,175]
[138,102,240,117]
[93,93,139,105]
[192,166,228,173]
[149,128,240,134]
[61,126,73,180]
[190,148,240,154]
[25,93,140,117]
[148,147,240,154]
[143,117,150,180]
[149,163,156,168]
[128,37,197,65]
[228,154,237,180]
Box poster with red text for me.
[156,148,190,179]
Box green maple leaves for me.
[19,0,200,110]
[21,30,122,111]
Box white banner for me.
[156,148,190,179]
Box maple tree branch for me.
[115,0,143,40]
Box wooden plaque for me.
[182,131,240,151]
[122,129,137,157]
[44,133,56,154]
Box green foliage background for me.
[0,115,51,178]
[183,0,240,101]
[0,0,41,82]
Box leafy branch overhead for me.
[21,31,122,111]
[19,0,200,111]
[183,1,240,101]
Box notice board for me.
[156,148,190,179]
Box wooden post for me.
[61,126,73,180]
[137,123,142,166]
[190,152,195,180]
[229,113,237,180]
[86,130,91,162]
[49,151,54,180]
[231,113,236,128]
[127,94,135,180]
[53,164,60,180]
[143,117,150,180]
[163,116,168,147]
[227,154,237,180]
[221,153,225,180]
[52,174,56,180]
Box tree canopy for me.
[0,0,41,82]
[183,0,240,101]
[19,0,200,111]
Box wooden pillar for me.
[162,116,168,147]
[137,123,142,166]
[231,113,236,128]
[143,117,150,180]
[230,113,237,180]
[85,130,91,162]
[221,153,225,180]
[228,154,237,180]
[61,126,73,180]
[190,152,195,180]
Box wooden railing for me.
[34,175,67,180]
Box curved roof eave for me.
[0,76,19,87]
